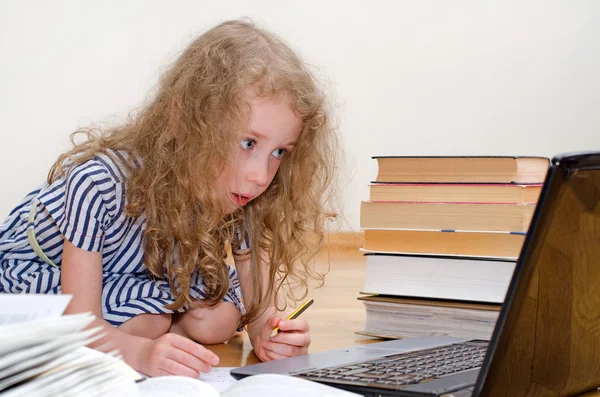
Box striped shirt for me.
[0,149,246,326]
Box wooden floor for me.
[296,247,375,352]
[211,246,377,366]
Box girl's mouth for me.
[232,193,249,206]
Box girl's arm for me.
[234,251,311,362]
[61,239,219,377]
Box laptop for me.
[231,152,600,397]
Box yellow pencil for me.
[270,298,314,337]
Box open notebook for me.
[138,373,361,397]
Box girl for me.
[0,20,338,378]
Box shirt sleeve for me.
[56,160,119,252]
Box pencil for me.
[270,298,314,337]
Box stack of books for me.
[358,156,549,340]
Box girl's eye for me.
[272,148,287,159]
[240,139,255,150]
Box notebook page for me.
[199,367,237,393]
[137,376,219,397]
[223,373,362,397]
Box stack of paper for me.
[0,295,138,397]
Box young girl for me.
[0,20,338,378]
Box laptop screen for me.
[475,153,600,396]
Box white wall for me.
[1,1,599,231]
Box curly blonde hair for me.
[48,19,339,326]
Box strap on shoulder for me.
[27,198,58,268]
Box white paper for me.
[136,372,361,397]
[199,367,238,393]
[2,351,139,397]
[0,312,94,356]
[1,340,138,397]
[0,293,72,325]
[0,327,104,390]
[137,376,219,397]
[223,374,362,397]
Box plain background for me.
[1,1,599,231]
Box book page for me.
[136,372,361,397]
[135,368,237,396]
[2,351,139,397]
[0,294,71,325]
[71,346,143,382]
[0,327,104,390]
[199,367,237,393]
[0,312,94,356]
[223,374,362,397]
[137,376,219,397]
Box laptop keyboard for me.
[296,340,488,390]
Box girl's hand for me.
[138,333,220,377]
[252,315,311,362]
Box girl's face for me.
[218,89,303,213]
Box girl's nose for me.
[246,155,269,187]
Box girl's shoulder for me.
[62,149,139,185]
[40,149,137,212]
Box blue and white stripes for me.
[0,149,246,326]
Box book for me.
[362,253,516,303]
[0,312,138,396]
[0,294,141,396]
[373,156,549,184]
[369,183,542,203]
[357,295,500,340]
[362,229,525,259]
[360,201,536,232]
[136,372,362,397]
